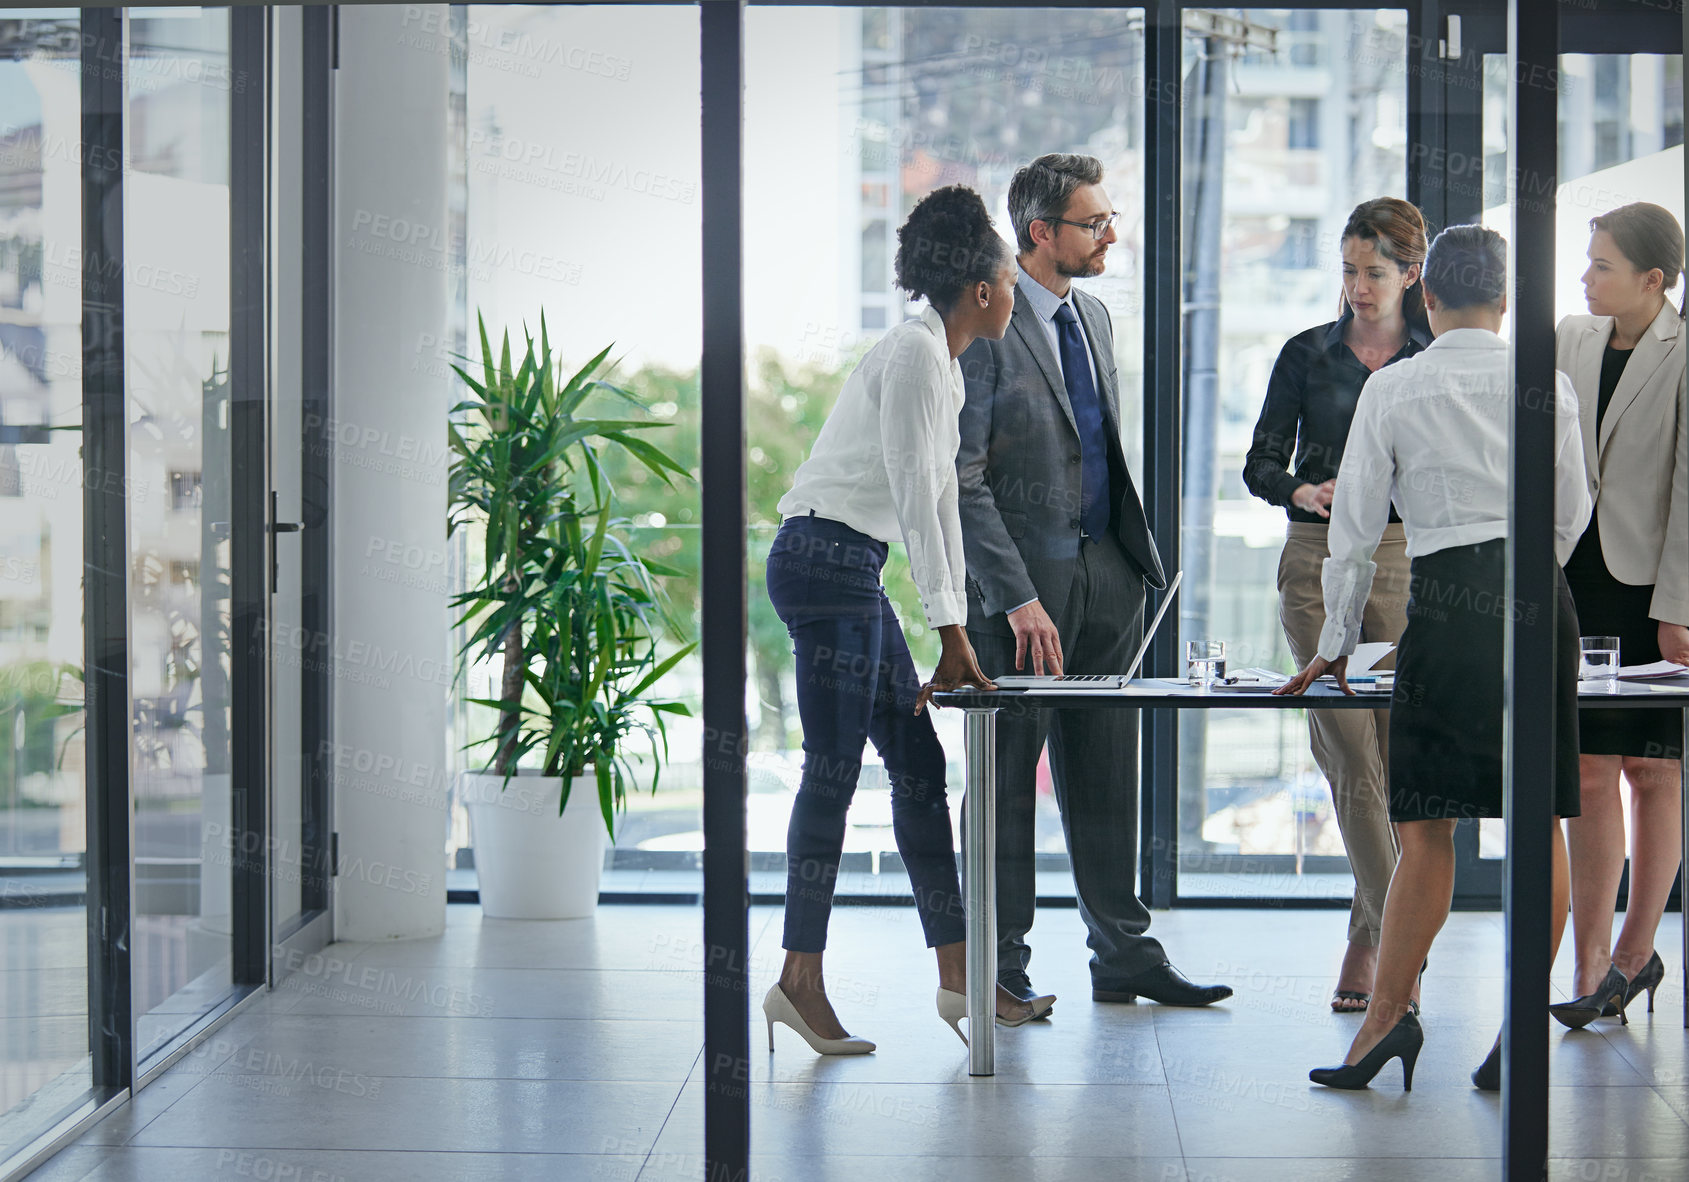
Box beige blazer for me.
[1555,302,1689,625]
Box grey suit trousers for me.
[968,533,1167,983]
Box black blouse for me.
[1243,312,1433,525]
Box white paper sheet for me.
[1347,642,1396,675]
[1618,660,1689,678]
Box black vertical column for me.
[1682,0,1689,1033]
[299,4,335,917]
[228,3,270,989]
[1405,0,1443,229]
[1140,0,1181,909]
[1503,0,1558,1175]
[81,4,132,1093]
[700,2,749,1179]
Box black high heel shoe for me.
[1549,964,1629,1030]
[1310,1012,1423,1091]
[1471,1038,1500,1091]
[1619,950,1665,1015]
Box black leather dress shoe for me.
[1093,962,1232,1006]
[998,973,1056,1018]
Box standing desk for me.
[932,677,1689,1076]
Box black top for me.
[1243,312,1433,525]
[1565,344,1635,580]
[1597,343,1633,424]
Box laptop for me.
[992,571,1183,690]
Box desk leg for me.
[965,708,997,1076]
[1681,708,1687,1028]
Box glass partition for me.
[448,4,703,894]
[124,6,238,1063]
[0,9,94,1160]
[1178,8,1410,897]
[1475,49,1685,865]
[745,5,1145,898]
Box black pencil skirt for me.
[1388,539,1582,822]
[1564,520,1685,760]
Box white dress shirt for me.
[1317,327,1593,662]
[778,305,969,629]
[1002,272,1102,615]
[1015,270,1101,394]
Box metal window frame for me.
[700,3,749,1175]
[296,0,336,932]
[80,2,135,1100]
[1504,3,1557,1171]
[229,0,271,994]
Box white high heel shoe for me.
[937,988,967,1045]
[762,984,875,1055]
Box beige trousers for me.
[1277,521,1410,947]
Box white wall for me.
[331,3,452,942]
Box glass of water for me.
[1579,635,1621,693]
[1186,639,1227,689]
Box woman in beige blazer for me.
[1555,202,1689,1025]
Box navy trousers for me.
[765,514,966,953]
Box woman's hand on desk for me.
[1291,480,1335,518]
[1658,621,1689,667]
[1274,654,1352,696]
[916,625,997,714]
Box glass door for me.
[124,5,242,1064]
[267,4,331,960]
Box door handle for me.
[269,490,305,593]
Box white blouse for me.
[1317,328,1593,662]
[777,306,969,629]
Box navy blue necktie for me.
[1054,302,1112,539]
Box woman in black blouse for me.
[1243,198,1431,1015]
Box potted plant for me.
[448,314,694,919]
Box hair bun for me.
[895,186,1009,311]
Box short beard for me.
[1056,253,1106,279]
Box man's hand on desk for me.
[1007,600,1064,677]
[1274,654,1352,697]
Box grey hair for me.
[1008,154,1104,253]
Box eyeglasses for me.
[1041,211,1120,241]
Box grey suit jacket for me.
[1556,304,1689,626]
[957,286,1166,637]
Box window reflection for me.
[0,8,93,1158]
[746,7,1146,891]
[1181,10,1409,893]
[124,6,236,1062]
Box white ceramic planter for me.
[462,770,606,919]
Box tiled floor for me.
[19,904,1689,1181]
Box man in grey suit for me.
[957,154,1231,1010]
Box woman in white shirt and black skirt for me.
[762,186,1031,1055]
[1279,225,1592,1091]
